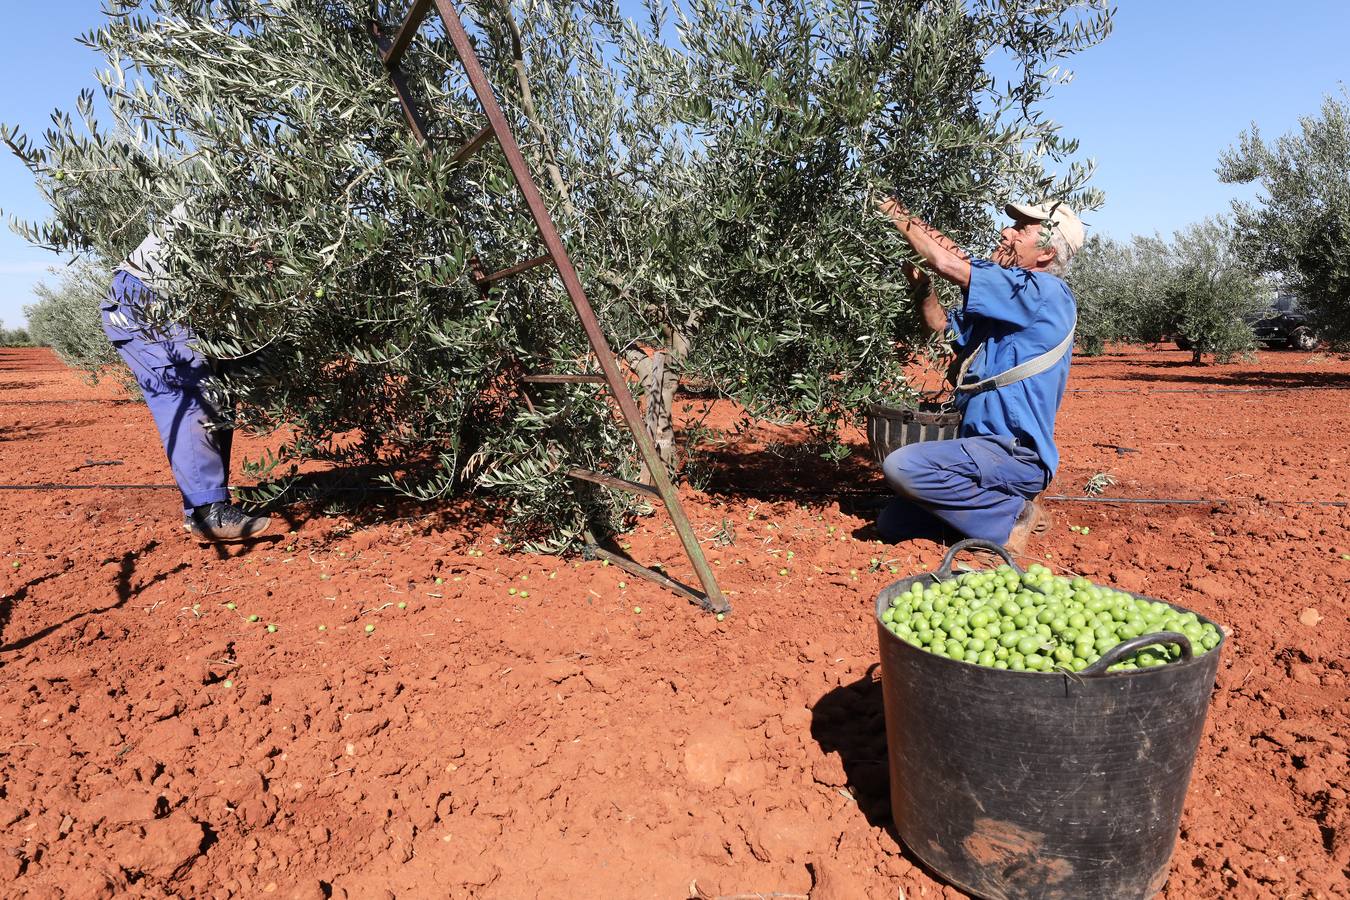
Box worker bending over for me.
[101,204,273,543]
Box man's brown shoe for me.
[1005,499,1050,555]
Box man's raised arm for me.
[878,198,972,291]
[901,261,950,335]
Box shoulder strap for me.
[955,315,1076,395]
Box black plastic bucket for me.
[875,540,1225,900]
[866,402,962,466]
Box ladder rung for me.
[476,254,555,285]
[365,21,431,144]
[521,373,605,384]
[382,0,432,68]
[451,126,495,166]
[566,467,660,500]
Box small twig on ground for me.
[545,653,588,663]
[324,767,355,778]
[360,602,393,616]
[190,586,236,597]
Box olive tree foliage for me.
[1163,218,1267,364]
[1065,234,1146,354]
[4,0,1111,550]
[1068,220,1265,363]
[24,260,122,371]
[603,0,1111,461]
[1219,91,1350,345]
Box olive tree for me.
[1219,91,1350,345]
[1066,234,1147,354]
[1070,221,1265,363]
[4,0,1111,549]
[1162,218,1267,364]
[24,260,120,372]
[0,326,33,347]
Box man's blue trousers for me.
[102,271,232,513]
[878,435,1049,544]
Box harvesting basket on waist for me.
[865,401,961,465]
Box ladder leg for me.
[426,0,727,613]
[365,2,727,613]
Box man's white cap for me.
[1005,200,1085,257]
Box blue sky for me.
[2,1,1348,328]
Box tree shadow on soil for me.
[0,541,188,656]
[223,466,502,557]
[1126,369,1350,390]
[699,439,885,505]
[0,568,68,648]
[1,419,96,443]
[1073,355,1350,390]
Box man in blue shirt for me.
[873,199,1084,553]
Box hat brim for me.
[1005,202,1051,222]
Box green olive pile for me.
[880,563,1222,673]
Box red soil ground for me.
[1,344,1347,899]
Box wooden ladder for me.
[366,0,728,614]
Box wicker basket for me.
[865,402,961,466]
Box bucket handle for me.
[934,539,1023,580]
[1080,631,1194,676]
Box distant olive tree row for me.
[20,261,121,369]
[1069,90,1350,362]
[0,325,34,347]
[1068,219,1268,364]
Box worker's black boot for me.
[184,501,271,543]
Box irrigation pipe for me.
[1065,386,1346,394]
[831,488,1345,508]
[1047,495,1347,508]
[0,483,1344,509]
[0,482,396,493]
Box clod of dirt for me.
[107,810,204,879]
[1298,607,1323,627]
[84,787,167,825]
[684,724,751,788]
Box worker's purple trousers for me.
[102,271,232,513]
[877,435,1048,545]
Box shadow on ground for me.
[699,437,883,505]
[1,419,97,444]
[0,541,188,656]
[811,666,895,834]
[1072,356,1350,390]
[1128,369,1350,389]
[812,668,982,894]
[226,465,506,556]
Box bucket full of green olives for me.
[874,539,1226,900]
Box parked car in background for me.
[1251,293,1320,350]
[1175,293,1320,351]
